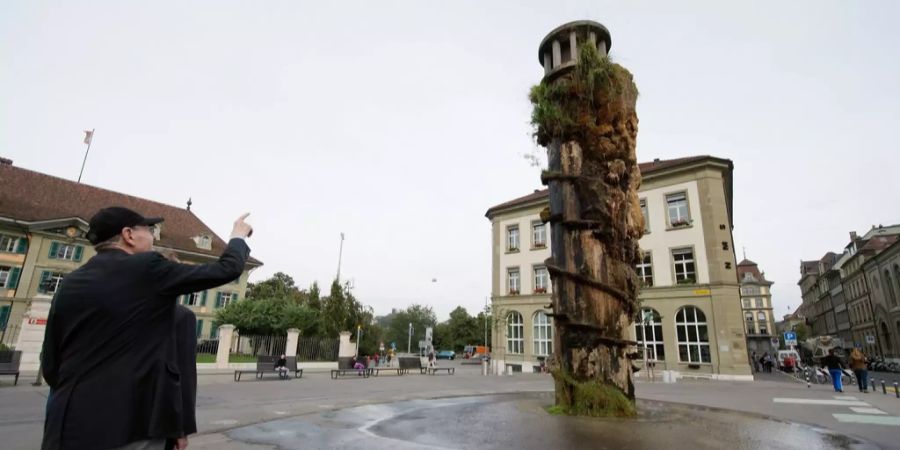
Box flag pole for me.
[78,128,94,183]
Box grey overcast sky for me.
[3,1,899,321]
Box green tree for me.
[435,306,480,351]
[793,323,810,343]
[246,272,306,303]
[382,304,437,353]
[215,297,317,335]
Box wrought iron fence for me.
[231,334,287,357]
[296,336,339,361]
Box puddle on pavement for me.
[226,392,876,450]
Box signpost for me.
[783,331,797,348]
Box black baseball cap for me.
[87,206,164,245]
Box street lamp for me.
[407,322,413,354]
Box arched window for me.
[533,311,553,356]
[881,322,893,353]
[635,308,664,361]
[506,311,524,354]
[883,270,897,307]
[675,306,711,363]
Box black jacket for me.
[822,354,844,371]
[41,238,249,450]
[173,305,198,436]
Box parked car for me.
[436,350,456,360]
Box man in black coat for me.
[167,305,198,450]
[41,207,253,450]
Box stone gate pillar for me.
[216,324,235,369]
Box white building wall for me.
[496,213,552,295]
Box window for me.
[639,198,649,232]
[741,299,750,309]
[507,268,520,295]
[532,222,547,248]
[39,271,66,294]
[0,235,22,253]
[0,266,19,289]
[673,248,696,283]
[666,192,690,227]
[745,312,755,334]
[884,270,898,307]
[533,266,549,294]
[636,253,653,287]
[635,308,665,361]
[507,226,520,251]
[675,306,711,363]
[533,311,553,356]
[48,242,83,261]
[757,312,767,334]
[182,291,207,306]
[215,292,237,308]
[741,286,760,295]
[196,319,204,339]
[506,312,524,354]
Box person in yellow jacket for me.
[849,347,869,393]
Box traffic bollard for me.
[882,380,887,395]
[806,375,810,388]
[894,382,898,399]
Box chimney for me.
[850,231,858,241]
[0,157,12,166]
[653,158,660,162]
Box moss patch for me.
[551,367,636,418]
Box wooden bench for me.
[0,351,21,386]
[331,357,371,379]
[426,367,455,375]
[234,356,303,381]
[370,367,406,377]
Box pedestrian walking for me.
[849,348,869,393]
[822,349,845,393]
[41,207,253,450]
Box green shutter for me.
[233,293,238,302]
[210,325,219,339]
[195,319,204,338]
[0,305,10,330]
[7,267,20,289]
[200,290,207,306]
[48,242,59,259]
[74,246,84,262]
[15,238,27,254]
[38,271,50,293]
[215,292,222,308]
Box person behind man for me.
[41,207,253,450]
[849,347,869,393]
[822,348,846,393]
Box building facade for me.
[737,259,775,358]
[486,156,752,380]
[0,158,262,349]
[863,236,900,360]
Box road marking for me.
[849,407,887,415]
[833,414,900,426]
[834,396,858,401]
[773,398,869,406]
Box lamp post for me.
[355,324,361,358]
[407,322,413,355]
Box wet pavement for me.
[225,392,878,450]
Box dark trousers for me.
[854,369,868,391]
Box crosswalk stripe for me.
[833,414,900,426]
[834,396,858,401]
[849,407,887,415]
[773,398,869,406]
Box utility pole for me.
[407,322,413,354]
[336,233,345,281]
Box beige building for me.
[862,235,900,361]
[0,158,262,348]
[736,259,775,359]
[485,156,752,380]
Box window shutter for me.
[39,271,50,293]
[7,267,20,289]
[15,238,27,254]
[195,320,204,338]
[74,246,84,262]
[48,242,59,259]
[233,293,238,302]
[0,305,10,329]
[200,290,208,306]
[215,292,222,308]
[181,295,188,305]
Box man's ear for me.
[120,228,136,246]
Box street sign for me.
[770,337,780,347]
[866,335,876,344]
[783,331,797,346]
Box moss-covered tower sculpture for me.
[531,21,643,417]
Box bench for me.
[370,367,406,377]
[234,356,303,381]
[426,367,455,376]
[0,351,21,385]
[330,357,371,379]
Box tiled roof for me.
[737,259,770,283]
[0,160,262,265]
[859,235,899,253]
[484,155,726,217]
[800,260,819,275]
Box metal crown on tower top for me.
[537,20,612,80]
